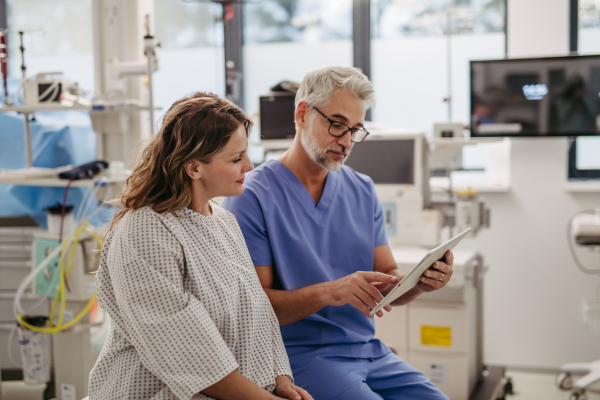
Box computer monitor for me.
[471,55,600,137]
[345,139,415,184]
[259,93,296,140]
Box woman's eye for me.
[233,158,242,163]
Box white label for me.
[427,363,449,386]
[61,383,76,400]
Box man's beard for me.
[300,120,351,172]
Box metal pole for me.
[223,2,244,109]
[146,50,155,135]
[569,0,578,55]
[23,113,33,167]
[353,0,372,120]
[19,31,26,84]
[144,14,156,136]
[446,10,452,122]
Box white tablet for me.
[369,227,472,316]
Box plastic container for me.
[46,204,74,236]
[17,317,51,384]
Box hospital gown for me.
[88,204,292,400]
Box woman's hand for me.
[274,375,314,400]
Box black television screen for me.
[345,139,414,184]
[471,55,600,137]
[260,93,296,140]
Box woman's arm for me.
[202,371,279,400]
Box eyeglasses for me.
[312,107,370,143]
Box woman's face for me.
[196,124,254,199]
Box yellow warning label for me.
[421,325,452,347]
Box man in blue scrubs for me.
[223,67,453,400]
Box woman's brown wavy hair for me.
[107,92,252,233]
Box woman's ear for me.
[184,159,203,180]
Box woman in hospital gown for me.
[88,92,313,400]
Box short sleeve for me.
[222,189,274,267]
[102,210,238,400]
[371,180,388,247]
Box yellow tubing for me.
[20,221,102,334]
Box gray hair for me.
[295,67,376,110]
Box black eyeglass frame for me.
[312,106,370,143]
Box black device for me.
[470,55,600,137]
[344,139,415,184]
[259,92,296,140]
[58,160,109,180]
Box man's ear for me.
[295,101,309,130]
[184,159,203,180]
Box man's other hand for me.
[417,250,454,292]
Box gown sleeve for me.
[268,307,294,383]
[103,210,238,400]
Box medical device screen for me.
[471,55,600,137]
[345,139,414,184]
[260,94,296,140]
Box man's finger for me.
[359,281,386,303]
[423,268,444,281]
[371,282,391,292]
[420,276,444,289]
[430,260,452,274]
[362,271,399,284]
[354,287,379,311]
[445,250,454,266]
[350,295,375,318]
[354,292,384,318]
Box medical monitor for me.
[345,139,415,184]
[259,93,296,140]
[471,55,600,137]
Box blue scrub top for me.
[223,160,390,358]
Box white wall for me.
[469,0,600,370]
[468,140,600,369]
[507,0,569,58]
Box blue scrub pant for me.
[289,352,450,400]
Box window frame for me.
[569,0,600,180]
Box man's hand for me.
[324,271,399,318]
[274,375,314,400]
[416,250,454,293]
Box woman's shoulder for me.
[117,205,161,228]
[111,206,179,242]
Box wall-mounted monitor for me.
[345,138,415,184]
[471,55,600,137]
[259,92,296,140]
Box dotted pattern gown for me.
[88,204,292,400]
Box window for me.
[154,0,224,126]
[574,0,600,180]
[6,0,94,91]
[243,0,353,117]
[371,0,506,173]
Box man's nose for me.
[338,130,353,149]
